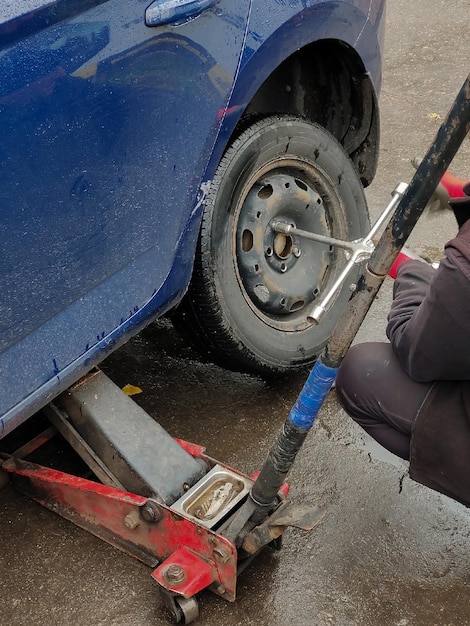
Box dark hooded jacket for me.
[386,213,470,507]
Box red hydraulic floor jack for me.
[0,368,322,624]
[2,74,469,624]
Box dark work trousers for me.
[335,342,433,460]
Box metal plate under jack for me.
[171,464,253,529]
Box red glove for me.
[440,171,469,198]
[388,168,470,278]
[448,181,470,227]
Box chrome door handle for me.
[145,0,220,26]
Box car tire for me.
[173,115,370,376]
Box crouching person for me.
[335,184,470,507]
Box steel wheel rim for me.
[232,157,347,331]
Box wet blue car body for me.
[0,0,386,437]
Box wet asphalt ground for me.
[1,2,470,625]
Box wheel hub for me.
[236,171,333,317]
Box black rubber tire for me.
[173,115,370,376]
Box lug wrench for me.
[272,181,409,324]
[228,74,470,537]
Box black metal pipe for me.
[250,420,309,507]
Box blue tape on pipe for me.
[289,360,338,430]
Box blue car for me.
[0,0,386,439]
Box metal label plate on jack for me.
[171,465,253,529]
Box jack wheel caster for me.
[160,590,199,624]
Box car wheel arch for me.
[220,39,380,188]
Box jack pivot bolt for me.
[212,545,232,563]
[163,564,187,586]
[141,500,163,523]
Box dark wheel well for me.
[238,40,379,187]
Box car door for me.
[0,0,250,435]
